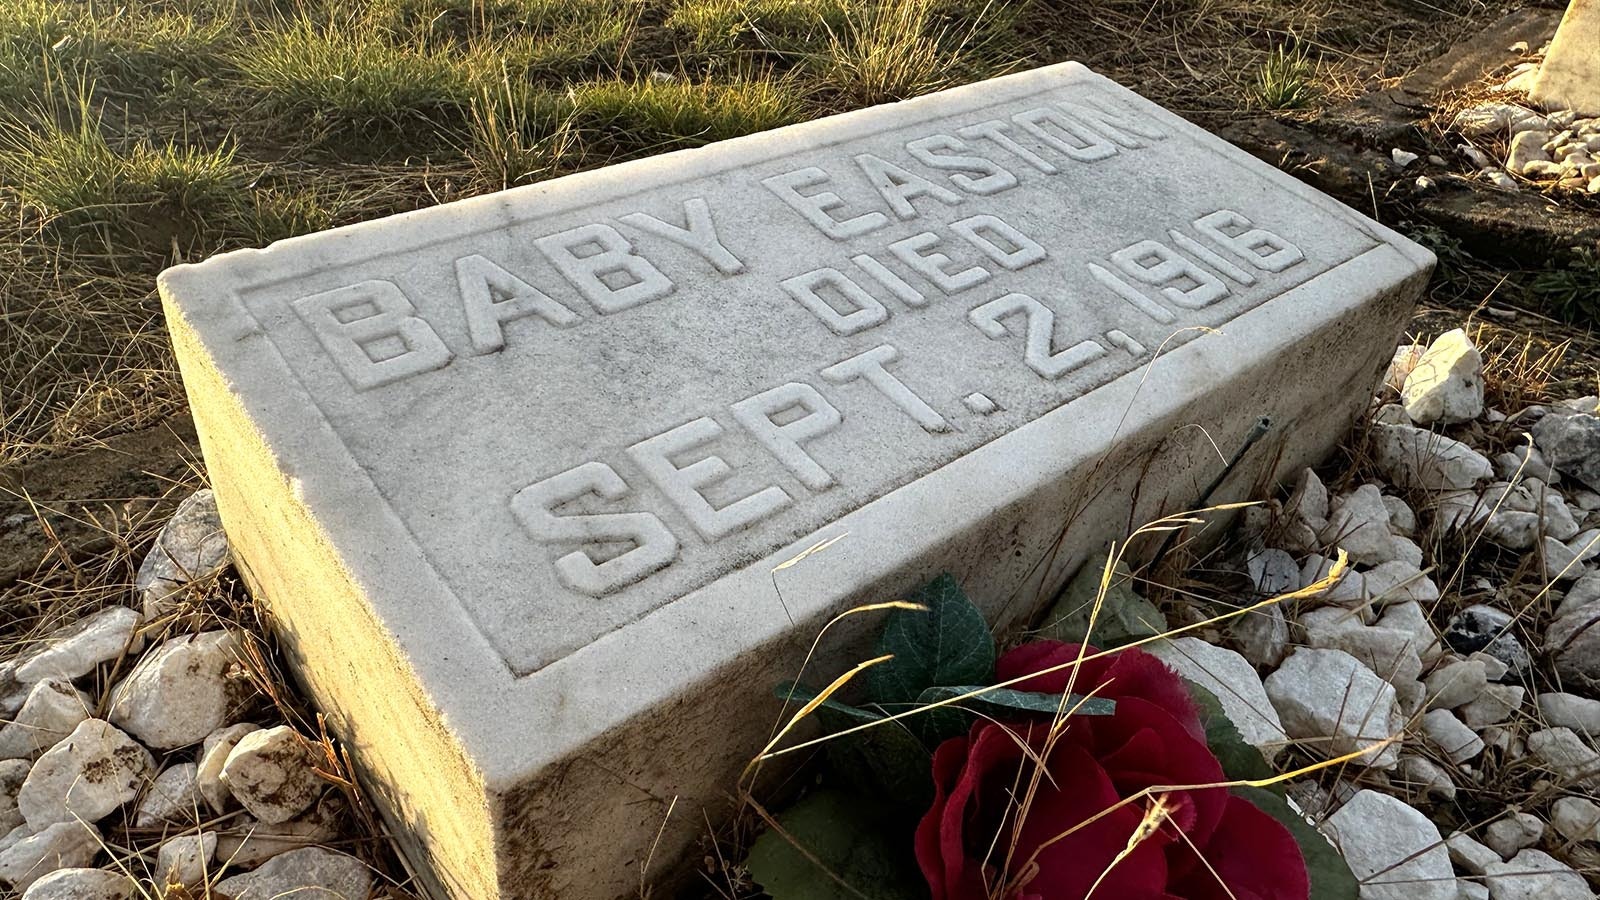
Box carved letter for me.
[821,345,949,433]
[780,268,889,336]
[1013,107,1116,162]
[618,197,745,275]
[627,418,791,542]
[293,280,452,391]
[535,223,674,315]
[951,214,1046,271]
[455,254,580,355]
[956,120,1058,173]
[510,462,679,597]
[889,231,990,294]
[905,134,1017,194]
[760,167,888,240]
[1056,96,1167,148]
[1111,240,1228,309]
[731,382,842,491]
[853,152,962,219]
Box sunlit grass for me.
[569,75,808,153]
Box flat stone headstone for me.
[1532,0,1600,115]
[159,62,1433,899]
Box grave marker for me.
[159,62,1434,899]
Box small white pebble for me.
[1392,148,1420,168]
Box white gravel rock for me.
[136,489,229,620]
[211,847,371,900]
[1507,131,1554,174]
[1459,684,1524,729]
[1449,831,1502,875]
[1380,601,1445,664]
[1231,604,1289,667]
[1302,612,1425,686]
[13,607,140,685]
[1372,423,1494,491]
[1551,796,1600,844]
[221,726,323,825]
[1387,344,1429,393]
[156,831,215,887]
[1323,485,1411,566]
[1556,571,1600,618]
[1539,531,1600,582]
[134,762,202,826]
[1485,509,1544,550]
[1265,648,1403,767]
[1423,709,1485,763]
[1322,789,1455,900]
[197,722,259,814]
[18,867,132,900]
[1403,329,1485,424]
[1425,658,1490,710]
[1539,693,1600,735]
[0,680,90,761]
[0,822,100,891]
[1459,880,1490,900]
[1150,638,1287,762]
[0,824,26,855]
[1383,495,1418,535]
[1533,412,1600,493]
[17,719,154,829]
[1544,600,1600,693]
[107,630,247,750]
[1366,561,1442,606]
[1393,148,1421,168]
[1453,103,1546,137]
[1248,548,1301,595]
[1495,446,1561,483]
[1483,849,1590,900]
[1398,754,1457,801]
[1527,728,1600,787]
[0,760,27,834]
[1484,168,1518,189]
[1280,468,1330,553]
[1484,812,1544,859]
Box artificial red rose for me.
[914,640,1309,900]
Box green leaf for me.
[917,685,1116,718]
[1185,680,1275,784]
[824,719,935,820]
[773,681,883,727]
[868,574,995,706]
[1232,786,1360,900]
[745,789,928,900]
[1039,554,1167,648]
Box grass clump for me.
[0,105,244,238]
[666,0,854,54]
[569,76,807,153]
[1250,43,1319,110]
[1529,247,1600,325]
[817,0,1018,105]
[237,16,475,138]
[466,68,577,189]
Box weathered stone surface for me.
[1265,648,1403,767]
[0,680,90,761]
[1322,789,1454,900]
[0,822,100,891]
[158,63,1433,900]
[1425,658,1489,710]
[1397,754,1456,801]
[1484,812,1544,859]
[135,763,202,826]
[18,867,132,900]
[17,719,154,829]
[213,795,344,868]
[1534,412,1600,493]
[1527,727,1600,787]
[1449,831,1501,875]
[1531,0,1600,116]
[13,607,140,684]
[1402,328,1484,424]
[1545,600,1600,694]
[1551,796,1600,844]
[1422,708,1484,763]
[1230,603,1289,667]
[107,630,248,750]
[1460,684,1523,729]
[1372,423,1493,490]
[136,488,230,620]
[1150,637,1286,761]
[0,760,27,834]
[156,831,216,887]
[1539,692,1600,735]
[212,847,371,900]
[1484,848,1590,900]
[198,723,259,814]
[221,726,323,825]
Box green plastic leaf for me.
[745,789,927,900]
[1185,680,1275,784]
[773,682,882,727]
[824,718,935,819]
[1040,554,1167,648]
[1232,786,1360,900]
[868,574,995,706]
[917,685,1116,718]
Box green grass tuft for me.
[666,0,854,54]
[1250,43,1319,111]
[569,75,807,154]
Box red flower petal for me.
[1170,795,1310,900]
